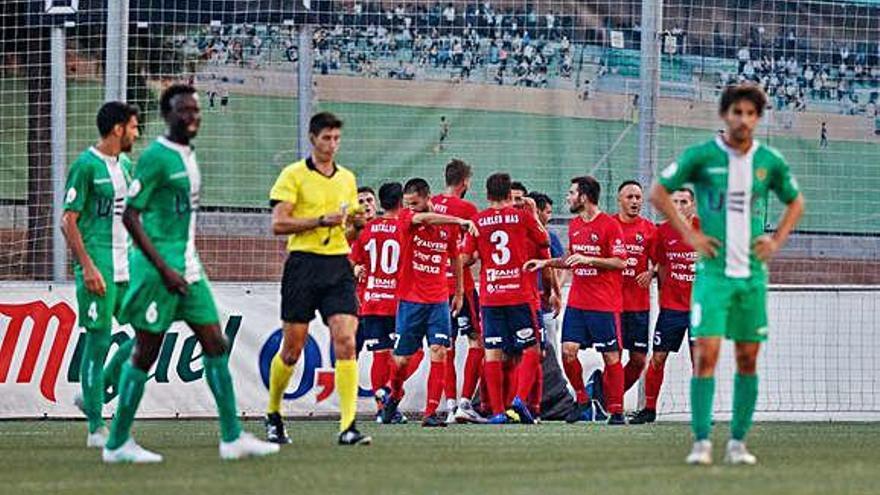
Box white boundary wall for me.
[1,283,878,420]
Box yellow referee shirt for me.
[269,157,359,255]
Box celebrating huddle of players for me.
[64,82,802,467]
[348,163,700,429]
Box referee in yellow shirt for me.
[265,112,370,445]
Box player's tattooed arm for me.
[412,212,479,237]
[61,211,106,296]
[123,206,188,295]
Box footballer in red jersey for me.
[351,186,378,354]
[430,159,486,424]
[525,176,628,425]
[463,173,549,424]
[630,188,700,425]
[614,181,657,395]
[350,183,404,421]
[380,178,478,428]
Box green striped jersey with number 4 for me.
[63,147,133,282]
[658,136,800,279]
[127,136,203,282]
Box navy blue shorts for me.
[394,300,451,356]
[360,315,396,352]
[481,304,538,354]
[621,311,650,353]
[450,289,481,338]
[653,309,692,353]
[561,308,620,353]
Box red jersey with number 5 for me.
[465,206,549,307]
[654,217,700,311]
[349,217,402,316]
[567,212,627,312]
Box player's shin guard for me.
[483,360,505,415]
[80,331,111,433]
[644,361,665,410]
[502,359,518,407]
[444,347,457,401]
[370,351,392,397]
[336,359,358,431]
[103,338,135,402]
[404,348,425,379]
[528,359,543,415]
[461,347,484,400]
[690,376,716,441]
[425,360,446,417]
[603,362,625,414]
[204,353,243,443]
[731,373,758,441]
[562,359,589,404]
[623,358,645,392]
[515,348,541,401]
[106,362,148,450]
[267,353,294,414]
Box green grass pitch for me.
[2,79,879,232]
[1,420,878,494]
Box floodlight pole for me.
[51,26,68,282]
[638,0,662,217]
[105,0,130,102]
[297,24,314,158]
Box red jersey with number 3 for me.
[349,217,402,316]
[465,206,549,307]
[397,207,458,304]
[431,194,478,294]
[654,217,700,311]
[567,212,627,312]
[616,215,657,312]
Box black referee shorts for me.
[281,252,358,324]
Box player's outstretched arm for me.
[61,211,106,296]
[122,205,187,295]
[754,193,804,261]
[650,182,720,258]
[565,254,627,270]
[412,212,479,236]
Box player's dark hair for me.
[96,101,140,137]
[403,177,431,197]
[677,187,695,200]
[527,191,553,211]
[378,182,403,210]
[617,180,642,193]
[511,181,528,194]
[358,186,376,197]
[445,159,472,187]
[486,173,512,201]
[159,84,196,118]
[571,176,600,205]
[719,83,767,117]
[309,112,344,136]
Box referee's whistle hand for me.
[322,212,345,226]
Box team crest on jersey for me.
[590,233,599,242]
[755,168,767,182]
[635,233,644,243]
[439,230,448,240]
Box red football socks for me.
[562,358,589,404]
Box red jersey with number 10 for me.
[396,208,459,304]
[349,217,402,316]
[431,194,478,294]
[654,217,700,311]
[567,212,627,312]
[466,206,549,307]
[616,215,657,312]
